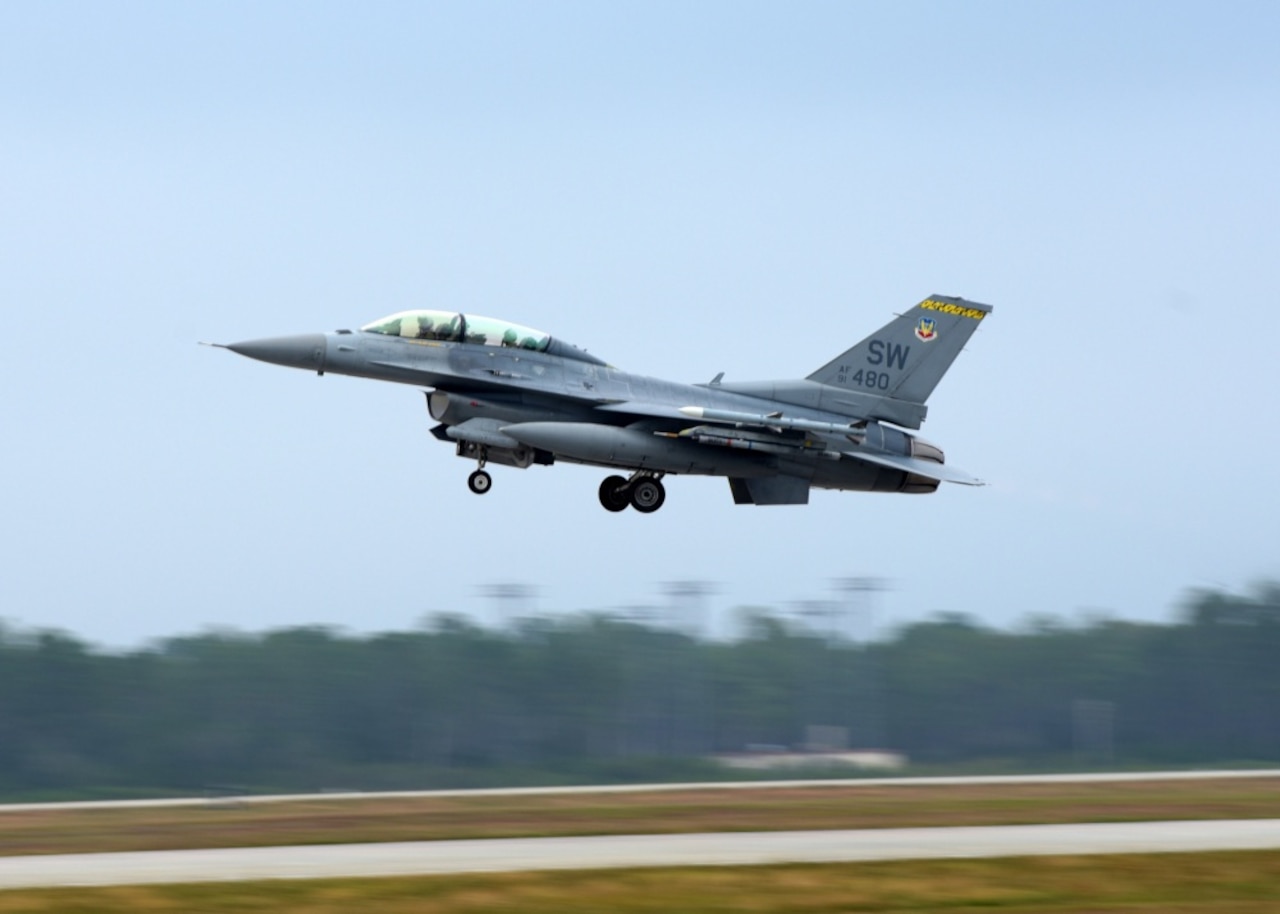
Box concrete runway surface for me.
[2,819,1280,889]
[1,769,1277,815]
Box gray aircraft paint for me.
[217,295,991,511]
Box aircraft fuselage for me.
[218,296,990,510]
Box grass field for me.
[0,777,1277,856]
[1,851,1279,912]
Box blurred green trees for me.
[0,584,1278,796]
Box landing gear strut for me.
[598,472,666,513]
[468,449,492,495]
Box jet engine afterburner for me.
[843,421,946,494]
[901,438,944,494]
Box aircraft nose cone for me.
[225,334,327,371]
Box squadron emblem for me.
[915,317,938,342]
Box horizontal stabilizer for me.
[844,449,984,486]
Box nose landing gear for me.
[467,448,492,495]
[468,468,492,494]
[598,472,666,513]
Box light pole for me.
[662,581,717,754]
[479,582,536,629]
[833,576,888,751]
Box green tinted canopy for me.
[360,310,551,351]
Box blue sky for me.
[2,2,1277,646]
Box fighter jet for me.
[213,294,990,512]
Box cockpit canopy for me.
[361,310,550,350]
[360,309,608,366]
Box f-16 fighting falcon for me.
[211,294,991,512]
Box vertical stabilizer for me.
[806,294,992,405]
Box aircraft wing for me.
[668,405,984,485]
[596,401,860,432]
[591,401,692,422]
[594,401,981,485]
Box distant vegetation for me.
[1,583,1278,798]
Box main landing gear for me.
[598,472,666,514]
[461,444,665,512]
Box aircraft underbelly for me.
[501,421,774,477]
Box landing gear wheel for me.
[598,475,630,512]
[468,469,492,495]
[629,478,666,513]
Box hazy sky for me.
[2,2,1277,646]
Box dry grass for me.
[2,851,1280,912]
[0,777,1277,857]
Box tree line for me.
[0,583,1278,797]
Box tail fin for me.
[806,294,992,405]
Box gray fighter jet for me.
[213,294,990,512]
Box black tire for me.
[598,475,630,512]
[630,478,666,513]
[468,470,493,494]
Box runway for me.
[3,819,1280,888]
[1,768,1276,815]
